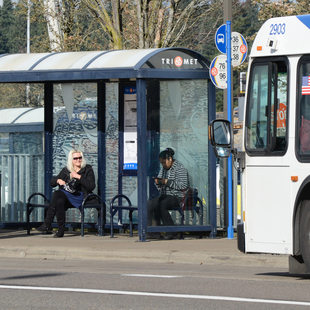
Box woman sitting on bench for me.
[148,148,189,230]
[37,149,95,238]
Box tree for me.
[175,0,222,56]
[17,0,109,52]
[62,1,110,51]
[252,0,299,20]
[83,0,223,49]
[232,0,261,105]
[0,0,15,53]
[42,0,64,51]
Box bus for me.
[209,14,310,274]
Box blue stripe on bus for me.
[297,15,310,29]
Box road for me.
[0,257,309,309]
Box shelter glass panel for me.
[105,82,119,201]
[147,79,209,227]
[105,82,138,226]
[0,83,44,223]
[52,83,97,223]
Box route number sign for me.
[210,55,227,89]
[231,32,248,67]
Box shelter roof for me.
[0,48,210,83]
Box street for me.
[0,257,309,309]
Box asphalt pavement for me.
[0,229,288,268]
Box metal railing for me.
[0,154,96,225]
[0,154,44,223]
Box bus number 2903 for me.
[269,23,286,35]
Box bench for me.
[26,192,106,236]
[108,189,203,237]
[110,194,138,237]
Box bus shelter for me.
[0,48,216,240]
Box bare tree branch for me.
[83,0,123,48]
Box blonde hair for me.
[67,149,86,173]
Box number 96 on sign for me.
[210,55,227,89]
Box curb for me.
[0,231,289,268]
[0,246,288,268]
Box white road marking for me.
[122,274,182,278]
[0,285,310,307]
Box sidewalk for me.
[0,230,288,268]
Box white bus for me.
[210,14,310,274]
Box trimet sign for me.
[145,51,203,69]
[161,56,199,67]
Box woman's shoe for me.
[53,230,64,238]
[36,224,52,234]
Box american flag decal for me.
[302,76,310,95]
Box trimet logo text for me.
[161,57,198,67]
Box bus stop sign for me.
[215,25,248,67]
[215,24,227,54]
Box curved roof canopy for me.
[0,48,210,83]
[0,107,44,132]
[0,107,43,124]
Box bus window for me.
[297,59,310,159]
[245,59,288,155]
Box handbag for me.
[62,178,78,194]
[180,188,198,211]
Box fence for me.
[0,154,44,223]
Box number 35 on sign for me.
[210,55,227,89]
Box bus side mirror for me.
[209,119,232,158]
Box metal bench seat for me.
[26,192,106,236]
[110,194,138,237]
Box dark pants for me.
[147,195,180,226]
[44,190,74,230]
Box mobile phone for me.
[153,177,163,185]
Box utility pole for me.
[223,0,232,120]
[223,0,234,239]
[26,0,31,106]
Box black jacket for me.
[50,164,96,196]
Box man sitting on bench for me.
[36,149,95,238]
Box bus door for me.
[244,58,290,253]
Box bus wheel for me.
[300,201,310,271]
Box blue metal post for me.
[44,83,53,201]
[226,20,234,239]
[208,80,217,238]
[136,79,147,241]
[97,81,106,227]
